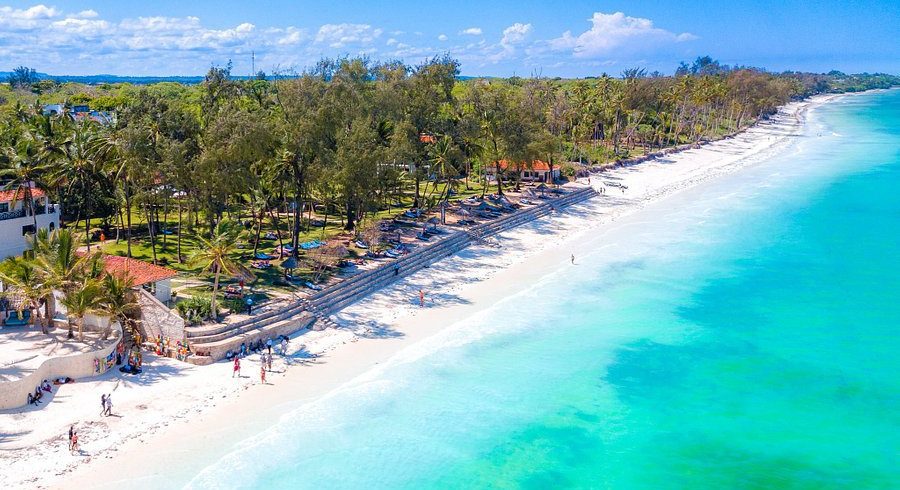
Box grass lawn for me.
[81,179,496,291]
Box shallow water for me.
[188,90,900,489]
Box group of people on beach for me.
[232,352,274,384]
[27,380,53,406]
[232,336,288,360]
[99,393,114,416]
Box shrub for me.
[221,298,245,314]
[175,296,212,324]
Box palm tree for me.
[100,273,139,340]
[60,277,103,341]
[0,256,50,333]
[428,135,459,203]
[189,221,249,321]
[33,228,84,293]
[50,120,105,250]
[0,137,50,232]
[90,123,151,259]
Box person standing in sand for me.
[571,254,575,265]
[260,363,266,384]
[419,289,425,307]
[99,394,106,416]
[68,425,75,451]
[104,394,113,416]
[233,357,241,378]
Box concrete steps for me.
[186,186,597,361]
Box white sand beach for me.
[0,95,833,489]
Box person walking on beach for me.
[233,357,241,378]
[70,431,79,454]
[260,363,267,384]
[419,289,425,307]
[266,353,273,371]
[99,394,107,416]
[103,394,113,416]
[68,425,75,451]
[280,337,288,356]
[571,254,575,265]
[266,338,273,355]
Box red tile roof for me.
[0,188,46,202]
[497,160,552,171]
[101,255,178,286]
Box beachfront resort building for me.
[486,160,562,183]
[99,255,177,305]
[0,188,60,259]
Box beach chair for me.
[4,309,31,327]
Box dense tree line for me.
[1,56,897,266]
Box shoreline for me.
[2,93,840,489]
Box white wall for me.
[0,208,60,260]
[154,278,172,304]
[0,322,121,410]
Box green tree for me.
[189,222,249,321]
[60,277,103,341]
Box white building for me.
[485,160,562,183]
[0,188,60,259]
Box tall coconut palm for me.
[189,221,250,321]
[33,228,84,293]
[0,137,51,232]
[428,135,459,203]
[50,120,106,250]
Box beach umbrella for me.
[281,256,299,270]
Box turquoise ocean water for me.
[189,90,900,489]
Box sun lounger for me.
[305,281,323,291]
[299,240,324,250]
[4,310,30,327]
[354,240,368,249]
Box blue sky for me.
[1,0,898,77]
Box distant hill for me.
[1,71,484,85]
[0,71,208,85]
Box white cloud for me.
[74,9,98,19]
[50,17,110,34]
[0,5,698,76]
[501,22,532,47]
[275,27,306,45]
[315,23,382,48]
[548,12,695,58]
[15,4,58,19]
[0,4,60,29]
